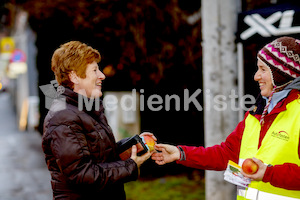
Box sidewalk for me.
[0,92,52,200]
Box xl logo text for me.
[241,10,300,40]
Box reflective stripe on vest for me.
[237,187,300,200]
[237,99,300,200]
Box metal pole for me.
[237,42,245,121]
[202,0,240,199]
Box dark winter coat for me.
[42,88,138,200]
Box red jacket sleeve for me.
[176,107,300,190]
[176,113,247,170]
[263,164,300,190]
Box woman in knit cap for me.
[152,36,300,200]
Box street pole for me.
[202,0,241,199]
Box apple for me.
[242,158,259,175]
[141,135,156,152]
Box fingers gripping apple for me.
[141,135,156,152]
[242,158,259,174]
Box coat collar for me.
[250,89,300,116]
[62,87,104,118]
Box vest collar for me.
[250,89,300,116]
[262,89,291,114]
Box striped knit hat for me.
[257,36,300,124]
[257,36,300,89]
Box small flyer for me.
[224,160,251,188]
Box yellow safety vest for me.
[237,99,300,200]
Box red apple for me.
[141,135,156,152]
[242,158,259,175]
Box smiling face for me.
[254,60,274,97]
[72,61,106,98]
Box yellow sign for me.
[0,37,15,54]
[0,82,2,90]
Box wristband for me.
[177,146,186,161]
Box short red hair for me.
[51,41,101,89]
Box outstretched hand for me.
[151,144,180,165]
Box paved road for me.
[0,92,52,200]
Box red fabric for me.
[177,89,300,190]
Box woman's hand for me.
[130,132,157,167]
[241,157,267,181]
[130,145,152,168]
[151,144,180,165]
[139,132,157,142]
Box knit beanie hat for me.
[257,36,300,124]
[257,36,300,89]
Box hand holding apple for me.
[141,135,156,152]
[130,145,152,168]
[139,132,157,152]
[242,158,259,175]
[241,157,268,182]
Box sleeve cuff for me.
[262,164,273,183]
[177,146,186,161]
[123,159,139,182]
